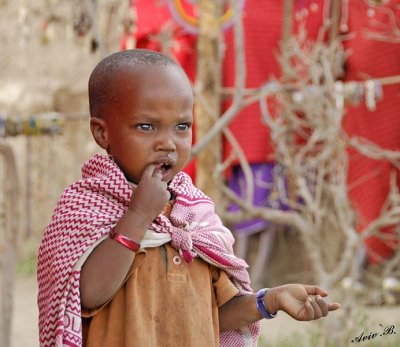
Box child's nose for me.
[155,132,176,152]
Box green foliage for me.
[15,237,39,276]
[16,249,37,276]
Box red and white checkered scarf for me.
[37,154,260,346]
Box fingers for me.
[141,164,156,179]
[328,302,341,311]
[153,170,163,181]
[303,285,341,314]
[314,295,329,317]
[306,295,340,320]
[283,284,340,322]
[141,164,165,184]
[303,300,314,320]
[304,285,328,297]
[310,296,323,319]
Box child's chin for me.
[161,172,173,182]
[164,170,178,183]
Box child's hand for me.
[128,164,171,223]
[266,284,340,321]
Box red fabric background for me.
[343,1,400,262]
[121,0,400,262]
[222,1,325,163]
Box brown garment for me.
[82,243,239,347]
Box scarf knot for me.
[154,214,196,262]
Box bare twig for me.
[191,0,245,157]
[348,136,400,168]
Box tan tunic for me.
[82,244,239,347]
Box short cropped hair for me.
[88,49,180,118]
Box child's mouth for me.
[155,163,171,171]
[154,162,173,178]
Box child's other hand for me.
[266,284,340,321]
[128,164,171,222]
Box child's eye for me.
[137,124,154,131]
[176,123,192,131]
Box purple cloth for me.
[228,163,288,235]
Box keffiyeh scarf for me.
[37,154,260,346]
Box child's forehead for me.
[113,64,191,93]
[103,63,193,115]
[113,64,179,85]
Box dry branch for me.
[363,4,400,43]
[217,17,400,293]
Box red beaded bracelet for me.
[109,227,141,252]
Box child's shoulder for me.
[172,171,214,205]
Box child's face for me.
[95,65,193,185]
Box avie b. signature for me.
[351,324,396,343]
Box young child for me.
[37,49,340,347]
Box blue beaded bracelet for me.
[256,288,278,319]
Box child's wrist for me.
[125,208,153,230]
[118,209,151,241]
[256,288,278,319]
[110,227,141,252]
[263,287,280,314]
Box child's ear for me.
[90,117,109,150]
